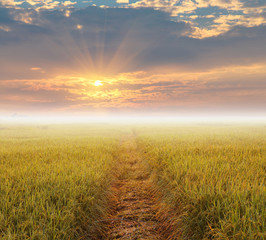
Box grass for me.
[0,123,265,239]
[0,124,122,239]
[136,125,266,239]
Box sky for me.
[0,0,265,117]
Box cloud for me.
[63,1,77,6]
[0,5,265,114]
[76,24,83,29]
[126,0,266,37]
[0,6,190,79]
[0,6,266,79]
[1,64,265,113]
[2,0,266,38]
[0,25,11,31]
[117,0,129,3]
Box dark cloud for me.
[0,6,266,80]
[0,5,265,114]
[0,6,186,79]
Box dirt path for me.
[106,134,161,240]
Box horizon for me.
[0,2,265,237]
[1,114,265,124]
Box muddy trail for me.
[105,135,162,240]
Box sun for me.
[94,80,103,86]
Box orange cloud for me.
[1,63,265,114]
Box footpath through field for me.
[105,134,161,240]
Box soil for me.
[105,135,161,240]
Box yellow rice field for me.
[0,125,122,239]
[0,123,265,239]
[137,125,266,239]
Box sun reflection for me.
[94,80,103,86]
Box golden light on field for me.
[94,80,103,86]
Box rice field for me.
[136,125,266,239]
[0,125,123,239]
[0,123,265,239]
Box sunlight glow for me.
[94,80,103,86]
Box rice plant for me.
[137,125,266,239]
[0,125,120,239]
